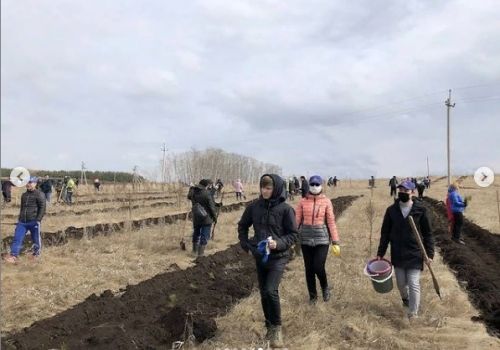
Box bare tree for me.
[164,148,282,184]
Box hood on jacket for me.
[259,174,286,206]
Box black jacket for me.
[238,174,298,259]
[40,179,53,193]
[389,177,398,188]
[300,179,309,198]
[188,185,217,226]
[377,199,434,270]
[18,189,46,223]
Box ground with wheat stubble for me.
[200,183,499,350]
[0,204,251,334]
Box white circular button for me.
[474,167,494,188]
[10,167,30,187]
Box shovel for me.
[408,215,442,300]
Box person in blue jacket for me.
[447,183,468,245]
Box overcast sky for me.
[2,0,499,180]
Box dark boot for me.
[309,294,318,305]
[265,326,272,340]
[322,287,331,302]
[197,244,206,257]
[192,243,199,255]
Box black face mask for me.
[398,192,410,202]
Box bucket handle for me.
[363,264,394,282]
[369,269,394,283]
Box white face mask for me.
[309,185,322,195]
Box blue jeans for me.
[11,221,42,256]
[192,225,212,246]
[66,191,73,204]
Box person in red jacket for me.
[295,175,340,304]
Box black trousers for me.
[301,244,329,298]
[390,186,397,197]
[417,188,424,198]
[452,212,464,240]
[256,257,287,327]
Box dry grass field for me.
[424,175,500,234]
[1,179,499,349]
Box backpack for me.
[192,202,208,221]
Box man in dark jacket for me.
[389,176,398,197]
[377,180,434,320]
[238,174,298,348]
[2,179,13,203]
[300,176,309,198]
[4,177,46,263]
[40,175,53,204]
[188,179,217,257]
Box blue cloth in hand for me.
[257,239,270,264]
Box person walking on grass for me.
[2,179,13,203]
[295,175,340,304]
[333,176,338,187]
[376,180,434,320]
[234,179,244,201]
[416,179,426,199]
[389,176,398,198]
[288,177,295,201]
[40,175,53,204]
[447,182,468,245]
[65,177,76,204]
[300,176,309,198]
[188,179,217,257]
[238,174,298,348]
[4,177,46,263]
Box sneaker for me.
[408,313,419,324]
[28,254,41,262]
[322,288,332,302]
[309,296,318,305]
[3,255,18,264]
[452,238,466,245]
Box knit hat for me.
[199,179,213,187]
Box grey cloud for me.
[1,0,499,178]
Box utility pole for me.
[161,143,167,183]
[426,156,430,177]
[80,161,88,185]
[445,89,455,187]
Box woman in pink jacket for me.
[234,179,244,201]
[295,175,340,304]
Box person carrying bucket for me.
[295,175,340,304]
[376,180,434,320]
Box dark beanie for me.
[199,179,212,187]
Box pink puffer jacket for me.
[295,193,339,242]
